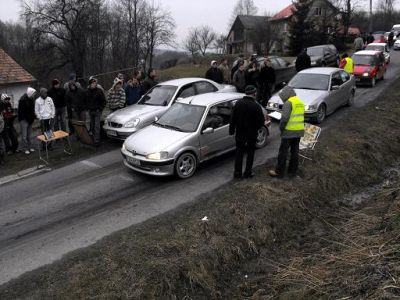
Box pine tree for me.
[287,0,314,55]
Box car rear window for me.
[353,55,375,66]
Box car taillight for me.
[264,114,271,126]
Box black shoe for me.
[233,173,242,179]
[243,172,255,178]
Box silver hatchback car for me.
[267,68,356,123]
[121,92,271,178]
[103,78,236,139]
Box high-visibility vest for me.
[344,57,354,74]
[286,96,305,131]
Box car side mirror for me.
[331,85,340,91]
[282,82,287,87]
[202,127,214,134]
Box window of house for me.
[315,7,322,16]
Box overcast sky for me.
[0,0,293,45]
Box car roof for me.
[178,92,244,107]
[367,43,386,46]
[298,67,339,75]
[354,50,381,55]
[158,77,216,87]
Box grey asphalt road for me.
[1,51,399,285]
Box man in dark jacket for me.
[142,68,157,93]
[85,78,106,145]
[48,79,66,131]
[125,77,143,105]
[229,85,265,179]
[295,49,311,72]
[1,94,18,154]
[66,82,86,122]
[258,57,276,106]
[269,86,305,178]
[232,63,246,93]
[205,60,224,84]
[18,87,37,154]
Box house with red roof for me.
[0,48,36,108]
[270,0,339,53]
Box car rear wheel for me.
[347,90,355,107]
[316,104,326,124]
[256,126,269,149]
[175,152,197,179]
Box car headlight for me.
[311,61,317,66]
[363,72,370,77]
[267,102,274,108]
[305,105,317,111]
[124,118,140,128]
[146,152,169,160]
[122,142,126,151]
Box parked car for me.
[352,50,386,87]
[256,56,296,88]
[384,32,390,42]
[266,68,356,124]
[307,44,339,67]
[121,92,271,178]
[365,43,390,64]
[103,78,236,139]
[373,34,385,43]
[394,39,400,50]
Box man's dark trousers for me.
[276,138,300,176]
[234,139,256,177]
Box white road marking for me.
[119,175,135,182]
[80,160,102,169]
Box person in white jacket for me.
[35,88,55,148]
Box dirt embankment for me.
[1,77,400,299]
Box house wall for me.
[0,83,31,109]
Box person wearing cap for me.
[229,85,265,179]
[269,86,305,178]
[0,94,19,155]
[142,68,157,93]
[48,79,67,131]
[18,87,37,155]
[107,78,126,112]
[205,60,224,84]
[85,77,106,146]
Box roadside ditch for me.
[1,76,400,299]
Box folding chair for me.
[299,123,321,164]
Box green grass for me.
[158,64,208,81]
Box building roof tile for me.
[0,48,36,85]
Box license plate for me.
[127,156,141,166]
[107,130,117,136]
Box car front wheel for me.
[175,152,197,179]
[316,104,326,124]
[256,126,269,149]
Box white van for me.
[392,24,400,33]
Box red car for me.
[373,34,385,43]
[352,50,386,87]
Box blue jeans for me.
[54,107,66,131]
[19,120,32,151]
[89,110,102,144]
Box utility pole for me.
[368,0,373,33]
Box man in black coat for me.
[229,85,265,179]
[18,87,37,154]
[205,60,224,84]
[295,49,311,72]
[48,79,66,131]
[85,78,106,146]
[258,57,276,106]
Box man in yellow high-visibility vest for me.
[269,86,305,178]
[339,53,354,74]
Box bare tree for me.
[183,28,200,59]
[213,34,226,54]
[192,25,217,56]
[229,0,259,27]
[376,0,397,29]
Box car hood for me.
[107,104,166,124]
[353,65,375,75]
[218,84,237,93]
[124,125,192,155]
[269,89,328,106]
[310,55,323,62]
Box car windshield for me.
[289,73,330,90]
[366,45,384,52]
[156,103,206,132]
[353,55,374,65]
[307,47,324,56]
[138,85,177,106]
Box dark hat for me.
[52,79,60,86]
[245,85,257,95]
[69,73,76,81]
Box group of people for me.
[0,68,158,163]
[205,56,276,106]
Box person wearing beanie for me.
[269,86,305,178]
[85,77,106,146]
[142,68,157,93]
[205,60,224,84]
[48,78,67,131]
[18,87,37,154]
[229,85,265,179]
[0,94,19,155]
[107,78,126,112]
